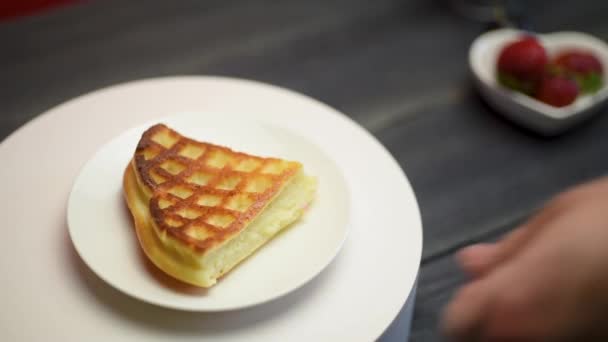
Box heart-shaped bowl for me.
[470,28,608,135]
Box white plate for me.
[0,76,421,341]
[68,112,351,311]
[470,28,608,135]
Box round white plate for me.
[68,112,351,311]
[0,76,421,341]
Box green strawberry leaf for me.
[497,72,537,96]
[578,73,603,94]
[547,63,564,77]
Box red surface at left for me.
[0,0,79,21]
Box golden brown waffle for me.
[133,124,301,252]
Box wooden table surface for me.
[2,1,608,340]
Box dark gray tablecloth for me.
[2,1,607,340]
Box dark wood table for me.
[2,1,608,340]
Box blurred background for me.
[3,0,606,139]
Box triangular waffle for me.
[123,124,316,287]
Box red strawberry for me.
[497,36,548,94]
[536,76,579,107]
[553,50,603,93]
[554,50,602,74]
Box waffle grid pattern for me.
[134,124,300,250]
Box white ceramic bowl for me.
[469,28,608,135]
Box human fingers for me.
[458,199,567,277]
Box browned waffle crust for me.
[132,124,302,253]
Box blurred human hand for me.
[442,177,608,341]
